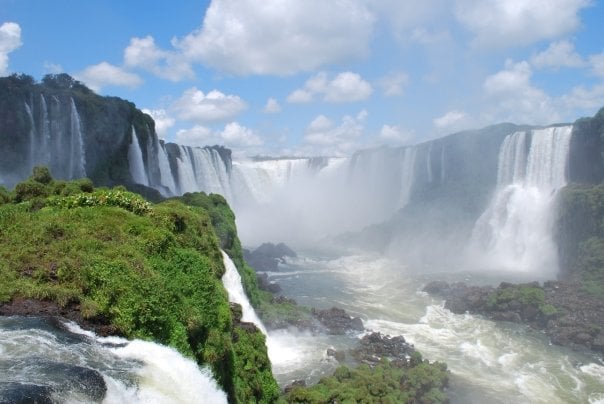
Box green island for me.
[0,167,449,403]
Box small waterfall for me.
[69,98,86,178]
[23,102,35,172]
[128,127,149,186]
[39,94,51,165]
[470,126,573,276]
[157,142,177,195]
[221,250,267,334]
[0,316,227,403]
[398,146,417,208]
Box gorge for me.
[2,74,604,402]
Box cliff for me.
[0,167,278,403]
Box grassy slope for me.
[0,169,278,403]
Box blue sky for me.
[1,0,604,157]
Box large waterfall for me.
[0,316,227,403]
[470,126,573,277]
[128,127,149,187]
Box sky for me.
[1,0,604,158]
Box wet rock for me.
[0,382,54,404]
[283,380,306,394]
[311,307,364,335]
[351,332,415,365]
[256,273,281,293]
[327,348,346,362]
[244,242,297,272]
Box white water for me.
[0,317,227,403]
[470,126,573,276]
[128,127,149,186]
[24,102,35,171]
[398,146,417,208]
[157,142,177,195]
[69,98,86,179]
[266,252,604,403]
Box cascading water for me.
[23,102,35,171]
[128,127,149,186]
[0,316,227,403]
[221,250,267,333]
[39,94,51,166]
[398,146,417,208]
[157,142,177,196]
[470,126,573,277]
[69,98,86,179]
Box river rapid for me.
[265,252,604,404]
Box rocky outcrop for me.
[243,242,297,272]
[351,332,415,366]
[311,307,364,335]
[424,280,604,355]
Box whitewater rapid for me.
[264,253,604,404]
[0,317,227,403]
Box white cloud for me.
[142,109,175,138]
[433,110,468,130]
[531,40,585,69]
[379,124,414,144]
[455,0,591,48]
[176,122,262,149]
[483,60,559,124]
[43,61,63,74]
[124,36,194,81]
[0,22,22,75]
[172,87,247,124]
[590,53,604,78]
[302,110,367,155]
[378,72,409,96]
[263,97,281,113]
[75,62,142,92]
[559,84,604,111]
[287,72,372,103]
[175,0,374,75]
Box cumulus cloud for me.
[433,110,469,131]
[172,87,247,124]
[142,108,175,138]
[176,122,262,149]
[287,72,372,103]
[378,72,409,96]
[175,0,374,75]
[590,53,604,78]
[483,60,558,124]
[75,62,142,92]
[455,0,591,48]
[263,97,281,113]
[0,22,22,75]
[302,110,367,155]
[531,40,585,69]
[124,36,194,81]
[378,124,414,144]
[559,84,604,111]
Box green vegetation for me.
[0,167,278,403]
[558,184,604,298]
[486,284,558,317]
[280,356,448,404]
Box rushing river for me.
[265,252,604,404]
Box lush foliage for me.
[280,357,448,404]
[0,169,278,403]
[486,285,558,316]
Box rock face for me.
[351,332,415,366]
[311,307,364,335]
[243,242,297,272]
[424,280,604,354]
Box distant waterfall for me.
[39,94,51,166]
[470,126,573,277]
[398,147,417,208]
[128,127,149,186]
[221,250,267,334]
[157,142,177,195]
[69,98,86,179]
[24,102,35,171]
[0,317,227,403]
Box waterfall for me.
[440,144,446,182]
[0,316,227,403]
[157,142,177,195]
[128,127,149,186]
[69,98,86,178]
[426,142,433,183]
[470,126,573,276]
[39,94,51,166]
[221,250,267,334]
[23,102,35,172]
[188,148,232,200]
[398,147,417,208]
[175,146,198,194]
